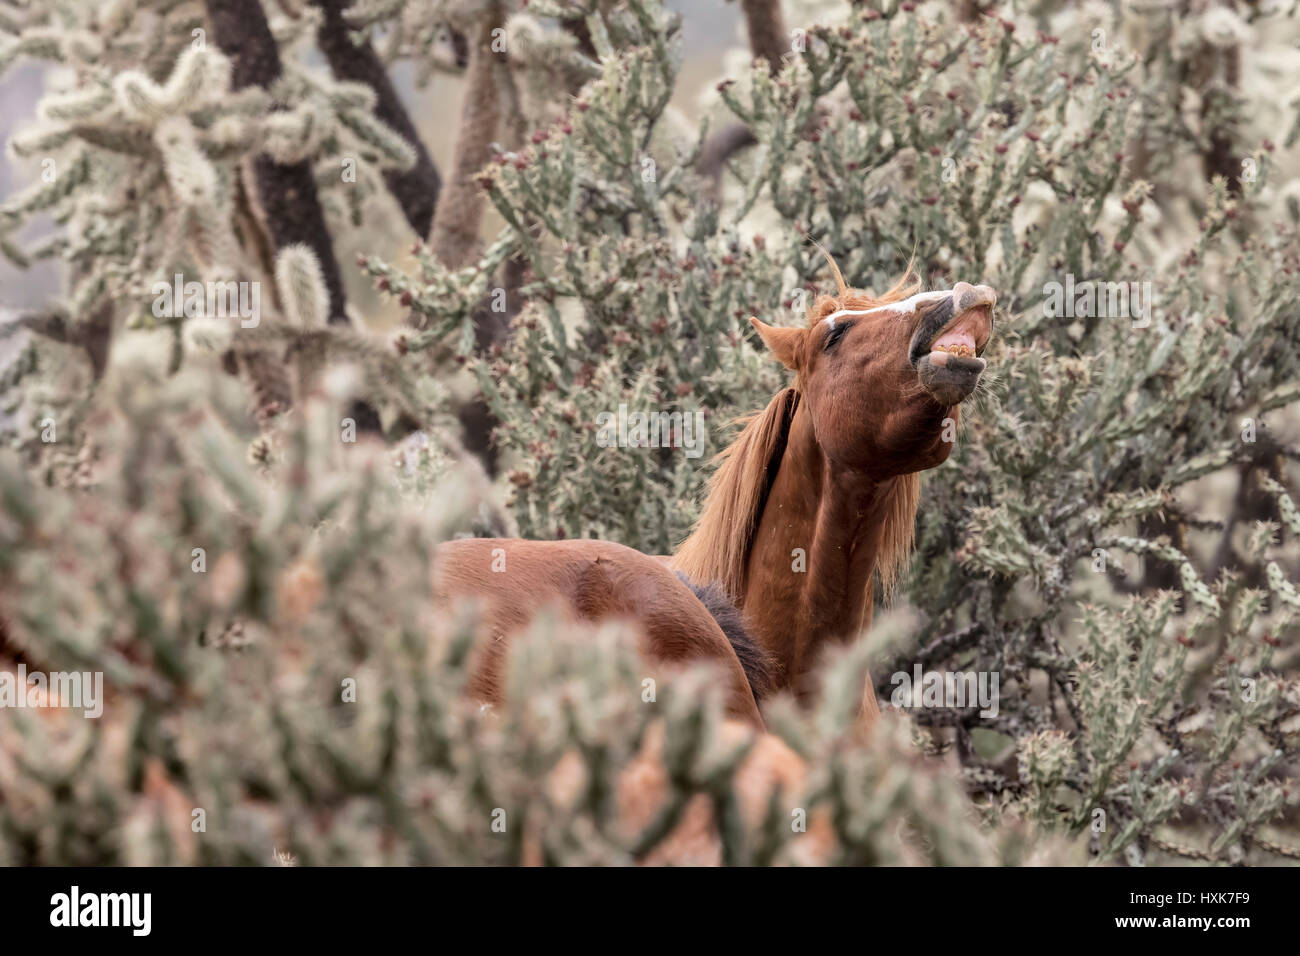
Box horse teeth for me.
[934,344,977,356]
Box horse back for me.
[433,538,763,727]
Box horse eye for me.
[824,321,851,350]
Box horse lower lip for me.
[924,351,986,373]
[917,353,986,403]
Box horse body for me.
[432,537,765,726]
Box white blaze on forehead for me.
[821,289,952,327]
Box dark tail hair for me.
[677,573,776,704]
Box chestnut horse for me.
[433,267,995,730]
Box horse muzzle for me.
[910,281,995,406]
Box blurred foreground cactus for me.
[0,366,1066,865]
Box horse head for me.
[749,271,995,478]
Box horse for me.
[673,267,996,722]
[432,266,995,731]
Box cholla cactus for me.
[363,0,1300,862]
[0,0,433,449]
[0,365,1053,865]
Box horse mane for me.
[673,263,924,606]
[676,572,776,701]
[674,386,799,600]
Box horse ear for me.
[750,317,804,370]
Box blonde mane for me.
[673,386,800,600]
[673,266,925,606]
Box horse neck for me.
[739,399,900,696]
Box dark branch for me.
[877,622,987,694]
[737,0,790,75]
[696,121,757,203]
[203,0,349,326]
[313,0,442,238]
